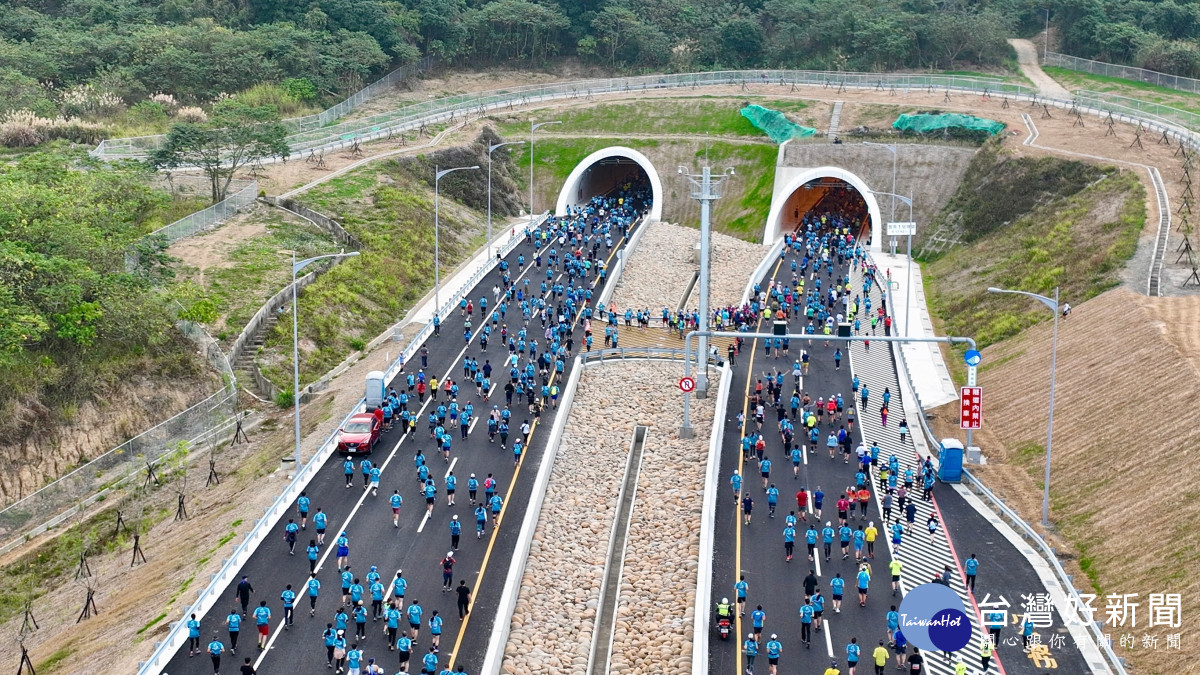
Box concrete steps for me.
[827,100,844,140]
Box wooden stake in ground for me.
[1041,103,1053,119]
[1002,96,1010,109]
[17,642,35,675]
[76,580,98,623]
[1105,112,1118,137]
[1158,129,1172,145]
[1130,124,1145,149]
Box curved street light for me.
[434,165,481,313]
[530,120,562,227]
[987,285,1060,527]
[488,141,525,258]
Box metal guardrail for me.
[579,347,688,362]
[1045,51,1200,95]
[867,251,1128,675]
[93,70,1036,161]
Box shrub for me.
[129,101,169,125]
[0,118,40,147]
[281,78,318,102]
[349,337,366,351]
[0,110,105,147]
[175,106,208,123]
[149,92,179,112]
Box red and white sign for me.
[678,377,696,393]
[960,386,982,429]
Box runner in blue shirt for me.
[422,647,439,674]
[392,571,408,611]
[806,525,819,561]
[489,494,503,526]
[766,484,779,518]
[765,634,783,675]
[965,553,979,591]
[846,638,861,670]
[730,470,743,505]
[744,638,758,671]
[225,608,241,654]
[407,601,423,641]
[385,603,402,646]
[853,526,866,563]
[280,584,296,628]
[306,574,321,616]
[830,573,845,613]
[475,505,488,538]
[343,458,354,488]
[252,601,271,649]
[857,566,871,607]
[187,613,202,656]
[790,447,802,478]
[760,457,772,490]
[313,508,328,545]
[207,634,224,674]
[822,522,835,561]
[783,524,796,562]
[750,605,766,642]
[391,490,404,528]
[445,473,457,507]
[346,644,362,673]
[813,487,824,519]
[429,610,444,652]
[886,606,900,641]
[799,599,815,648]
[297,492,310,529]
[729,571,748,614]
[340,566,354,605]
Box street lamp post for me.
[987,285,1060,527]
[292,250,360,469]
[529,120,562,228]
[866,189,914,338]
[434,165,481,313]
[678,165,735,400]
[862,142,897,253]
[488,141,526,259]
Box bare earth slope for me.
[972,288,1200,673]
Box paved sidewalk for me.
[851,259,1099,674]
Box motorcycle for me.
[716,615,732,640]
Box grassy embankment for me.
[921,140,1144,355]
[1043,66,1200,114]
[258,132,525,393]
[493,97,801,241]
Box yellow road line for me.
[446,223,635,668]
[734,255,784,673]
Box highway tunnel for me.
[765,166,881,246]
[556,146,663,222]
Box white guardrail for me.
[866,249,1128,675]
[692,362,732,675]
[140,214,545,674]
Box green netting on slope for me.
[740,104,818,143]
[893,113,1006,135]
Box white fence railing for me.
[1045,51,1200,95]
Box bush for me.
[0,110,105,147]
[349,337,366,351]
[129,101,169,125]
[234,83,308,117]
[176,106,208,123]
[281,78,318,102]
[275,388,295,408]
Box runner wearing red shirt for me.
[795,489,809,521]
[836,497,850,526]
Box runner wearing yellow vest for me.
[980,638,994,672]
[889,559,903,596]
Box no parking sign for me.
[678,377,696,393]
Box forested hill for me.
[0,0,1031,114]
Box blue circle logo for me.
[963,349,982,367]
[896,583,972,653]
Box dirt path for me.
[1008,38,1073,99]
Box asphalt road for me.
[163,213,641,675]
[709,247,907,675]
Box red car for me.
[337,413,381,455]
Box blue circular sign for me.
[963,349,982,367]
[896,583,972,653]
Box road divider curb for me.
[693,363,732,675]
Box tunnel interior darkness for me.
[567,158,649,209]
[778,177,872,242]
[556,147,663,222]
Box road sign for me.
[963,349,982,367]
[679,377,696,393]
[960,387,982,429]
[886,221,916,236]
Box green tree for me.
[150,101,289,203]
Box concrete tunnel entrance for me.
[555,147,663,222]
[764,166,882,247]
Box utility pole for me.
[678,165,735,398]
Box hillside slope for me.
[969,288,1200,672]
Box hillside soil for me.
[928,289,1200,674]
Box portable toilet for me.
[937,438,965,483]
[365,370,385,408]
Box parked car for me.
[337,413,380,454]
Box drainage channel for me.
[587,425,649,675]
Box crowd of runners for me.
[721,205,991,675]
[178,181,651,675]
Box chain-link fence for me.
[93,70,1037,161]
[91,56,435,159]
[125,179,258,272]
[0,322,239,555]
[1045,51,1200,95]
[1074,90,1200,132]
